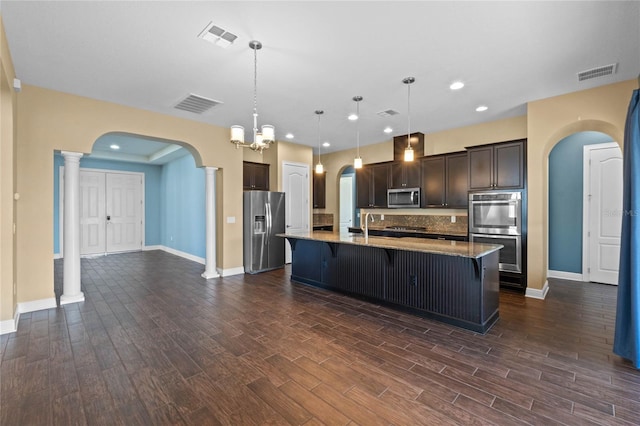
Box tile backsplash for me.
[313,213,334,226]
[365,214,468,235]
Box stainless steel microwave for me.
[388,187,421,208]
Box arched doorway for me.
[548,131,622,284]
[338,166,357,232]
[54,132,219,303]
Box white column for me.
[202,167,220,279]
[60,151,85,305]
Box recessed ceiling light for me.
[450,81,464,90]
[348,114,358,121]
[475,105,488,112]
[322,142,330,147]
[285,133,294,139]
[383,127,393,134]
[110,144,120,150]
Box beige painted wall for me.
[16,85,245,304]
[1,16,17,322]
[527,79,633,291]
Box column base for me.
[201,270,220,279]
[60,292,85,306]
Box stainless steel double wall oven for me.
[469,191,522,273]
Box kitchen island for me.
[279,231,502,333]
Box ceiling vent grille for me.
[198,22,238,48]
[174,94,222,114]
[577,63,617,82]
[377,109,400,117]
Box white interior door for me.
[80,170,106,255]
[106,173,143,253]
[340,175,354,233]
[586,144,623,284]
[282,162,309,263]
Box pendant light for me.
[403,77,415,162]
[230,40,275,153]
[315,110,324,174]
[352,96,363,169]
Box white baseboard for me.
[143,245,162,251]
[0,311,19,335]
[548,270,584,282]
[53,253,62,260]
[218,266,245,277]
[17,297,57,314]
[160,246,205,265]
[525,280,550,300]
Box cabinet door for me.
[421,157,445,207]
[243,162,270,190]
[494,141,524,189]
[371,164,390,207]
[313,172,326,208]
[389,162,404,189]
[468,147,493,190]
[404,161,422,188]
[355,167,372,208]
[445,153,469,208]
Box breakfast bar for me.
[280,231,502,333]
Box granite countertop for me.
[278,231,502,259]
[348,226,468,238]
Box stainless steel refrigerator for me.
[243,191,286,274]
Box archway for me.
[337,165,357,232]
[55,132,219,304]
[547,129,622,284]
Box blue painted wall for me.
[53,154,163,254]
[160,155,205,258]
[548,131,614,273]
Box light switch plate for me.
[227,216,236,224]
[451,215,456,223]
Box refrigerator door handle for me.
[265,203,271,245]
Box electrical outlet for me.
[381,214,384,220]
[451,215,456,223]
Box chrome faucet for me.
[362,212,374,241]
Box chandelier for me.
[230,40,275,152]
[352,96,363,169]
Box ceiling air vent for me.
[377,109,400,117]
[174,94,222,114]
[577,63,617,82]
[198,22,238,48]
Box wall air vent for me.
[577,63,617,82]
[198,22,238,48]
[174,94,222,114]
[377,109,400,117]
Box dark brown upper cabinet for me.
[393,133,424,162]
[389,160,422,189]
[313,171,326,209]
[243,161,270,191]
[421,152,468,208]
[468,139,525,190]
[356,163,390,208]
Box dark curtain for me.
[614,88,640,369]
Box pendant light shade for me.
[315,110,324,174]
[352,96,363,169]
[403,77,415,162]
[230,40,275,153]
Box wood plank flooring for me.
[1,250,639,425]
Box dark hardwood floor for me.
[1,250,639,425]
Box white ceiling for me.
[2,1,639,158]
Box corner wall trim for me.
[525,281,550,300]
[0,314,18,335]
[547,270,584,282]
[218,267,245,277]
[17,298,58,314]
